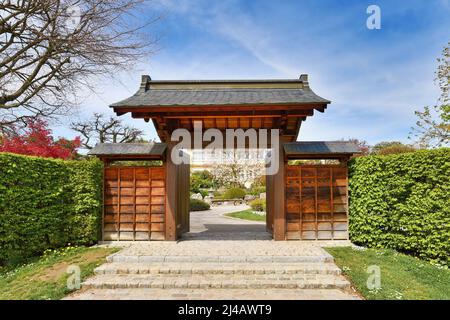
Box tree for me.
[411,42,450,147]
[210,151,264,189]
[437,42,450,104]
[190,170,216,194]
[345,138,370,157]
[411,105,450,148]
[0,0,158,132]
[371,141,416,155]
[0,119,80,159]
[70,113,144,149]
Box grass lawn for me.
[0,246,118,300]
[325,246,450,300]
[225,209,266,222]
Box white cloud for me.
[53,0,449,146]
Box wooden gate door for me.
[103,166,166,241]
[285,165,348,240]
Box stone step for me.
[106,254,334,264]
[83,274,351,290]
[95,262,341,276]
[65,288,360,300]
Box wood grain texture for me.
[285,165,349,240]
[103,166,166,241]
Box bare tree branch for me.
[0,0,159,131]
[70,112,144,149]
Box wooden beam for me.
[265,173,274,236]
[272,137,288,240]
[130,109,314,119]
[164,142,177,241]
[283,129,298,136]
[166,118,179,133]
[315,105,326,113]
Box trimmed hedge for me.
[189,198,210,211]
[0,153,103,265]
[222,187,246,200]
[349,149,450,266]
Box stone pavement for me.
[184,204,270,240]
[65,206,360,300]
[102,240,342,259]
[67,288,359,300]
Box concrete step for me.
[106,254,334,264]
[83,274,351,290]
[65,288,361,300]
[95,262,341,276]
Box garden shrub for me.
[222,187,246,199]
[189,199,211,211]
[190,170,215,194]
[348,148,450,266]
[213,190,224,199]
[249,186,266,196]
[0,153,103,265]
[250,199,266,212]
[196,190,209,198]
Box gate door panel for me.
[285,165,348,240]
[103,166,166,241]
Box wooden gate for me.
[103,166,166,241]
[285,165,348,240]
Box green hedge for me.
[222,187,246,200]
[189,198,211,211]
[348,149,450,266]
[0,153,103,265]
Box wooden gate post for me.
[165,142,177,241]
[273,137,287,240]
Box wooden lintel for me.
[129,109,314,119]
[161,114,312,120]
[165,114,281,119]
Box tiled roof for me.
[110,76,330,108]
[88,143,166,156]
[111,89,330,108]
[284,141,360,155]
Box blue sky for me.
[54,0,450,145]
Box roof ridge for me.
[145,88,309,91]
[147,79,304,83]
